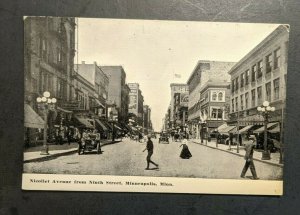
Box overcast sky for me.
[76,18,279,131]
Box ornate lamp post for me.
[257,101,275,160]
[36,91,57,155]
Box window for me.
[257,61,263,78]
[245,92,249,109]
[235,97,238,112]
[212,92,217,101]
[251,64,257,82]
[245,70,249,85]
[265,82,271,101]
[235,77,239,91]
[257,86,262,105]
[240,73,245,88]
[218,92,223,101]
[251,89,256,107]
[274,78,280,100]
[240,95,244,110]
[266,54,272,73]
[211,108,223,119]
[41,38,47,61]
[274,48,281,69]
[232,99,234,113]
[231,80,235,93]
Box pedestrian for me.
[143,135,159,170]
[240,135,259,180]
[179,139,192,159]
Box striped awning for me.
[95,119,108,131]
[218,125,236,135]
[253,123,278,133]
[238,125,254,133]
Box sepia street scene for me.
[24,17,288,180]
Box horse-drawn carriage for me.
[159,132,169,144]
[78,131,102,155]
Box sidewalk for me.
[24,139,121,163]
[190,139,283,167]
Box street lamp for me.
[257,101,275,160]
[36,91,57,155]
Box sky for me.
[76,18,280,131]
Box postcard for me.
[23,17,288,195]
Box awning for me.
[57,106,73,113]
[217,124,228,132]
[253,123,278,134]
[238,125,254,134]
[218,125,236,135]
[74,116,94,128]
[24,104,45,128]
[95,119,108,131]
[268,125,280,133]
[94,99,105,108]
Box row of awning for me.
[217,122,280,135]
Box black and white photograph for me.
[22,17,288,195]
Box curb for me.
[24,140,122,163]
[191,141,283,168]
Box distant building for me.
[186,60,235,138]
[228,25,289,133]
[73,61,109,117]
[143,105,152,134]
[169,83,189,128]
[101,66,130,124]
[128,83,144,126]
[199,81,230,135]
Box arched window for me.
[218,92,223,101]
[212,92,217,101]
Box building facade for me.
[128,83,144,126]
[228,25,289,133]
[101,66,130,124]
[186,61,235,138]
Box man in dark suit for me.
[240,135,259,180]
[143,135,159,170]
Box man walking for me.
[143,135,159,170]
[240,135,259,180]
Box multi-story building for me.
[143,105,152,134]
[169,83,189,128]
[199,80,230,135]
[128,83,144,127]
[101,66,130,124]
[73,61,109,116]
[187,61,235,138]
[228,25,289,134]
[24,17,76,140]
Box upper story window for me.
[245,92,249,109]
[274,78,280,100]
[231,80,235,93]
[232,99,234,113]
[240,73,245,88]
[251,89,256,107]
[257,86,262,105]
[274,48,281,69]
[251,64,257,82]
[245,70,249,85]
[266,54,272,74]
[212,92,217,101]
[235,77,239,91]
[210,90,225,102]
[257,60,263,79]
[240,94,244,110]
[265,82,271,101]
[218,92,223,101]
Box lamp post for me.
[257,101,275,160]
[36,91,57,155]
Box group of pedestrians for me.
[142,134,259,180]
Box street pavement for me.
[23,138,283,180]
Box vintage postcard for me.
[23,17,288,195]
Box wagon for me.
[159,133,169,144]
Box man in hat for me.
[240,135,259,180]
[143,134,159,170]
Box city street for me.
[23,138,282,180]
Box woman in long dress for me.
[179,139,192,159]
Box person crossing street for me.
[143,135,159,170]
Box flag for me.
[174,73,181,78]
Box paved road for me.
[23,138,282,180]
